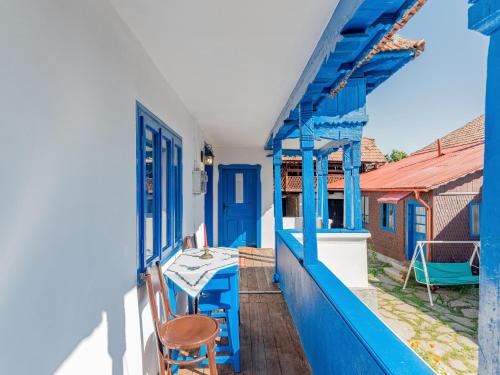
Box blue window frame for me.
[380,203,396,232]
[136,102,182,282]
[469,202,480,238]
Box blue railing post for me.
[273,138,283,282]
[352,141,362,230]
[300,101,318,265]
[342,142,353,229]
[468,1,500,373]
[318,155,329,228]
[316,155,323,218]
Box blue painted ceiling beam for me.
[316,139,351,158]
[265,0,422,150]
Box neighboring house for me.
[282,137,386,227]
[332,115,484,262]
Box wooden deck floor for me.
[180,247,311,375]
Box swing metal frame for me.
[403,241,481,306]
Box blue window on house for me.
[380,203,396,232]
[137,103,182,282]
[469,202,480,238]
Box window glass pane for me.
[388,205,394,229]
[382,204,387,227]
[145,128,154,261]
[416,224,426,234]
[161,138,170,249]
[362,197,369,224]
[416,206,426,215]
[472,204,480,234]
[416,215,426,225]
[235,173,244,203]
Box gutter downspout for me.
[414,190,432,261]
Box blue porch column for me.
[352,141,362,230]
[468,2,500,373]
[273,139,283,282]
[300,101,318,265]
[342,142,354,229]
[317,155,330,228]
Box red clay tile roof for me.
[378,34,425,56]
[413,115,484,154]
[282,138,386,163]
[330,116,485,191]
[329,138,386,163]
[329,0,428,97]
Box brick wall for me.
[363,192,407,261]
[363,170,482,263]
[431,170,482,262]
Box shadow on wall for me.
[0,204,132,374]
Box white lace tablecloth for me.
[165,247,239,298]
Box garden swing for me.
[403,241,480,306]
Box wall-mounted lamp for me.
[202,143,215,166]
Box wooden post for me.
[342,143,353,229]
[318,155,329,229]
[352,141,362,230]
[468,2,500,372]
[299,101,318,265]
[273,139,283,282]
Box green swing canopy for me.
[414,261,479,286]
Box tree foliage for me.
[385,149,408,163]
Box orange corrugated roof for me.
[330,116,485,191]
[331,142,483,191]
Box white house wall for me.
[0,1,210,374]
[214,147,275,249]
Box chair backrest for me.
[145,267,164,348]
[145,263,178,333]
[183,234,198,250]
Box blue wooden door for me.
[219,166,259,247]
[406,202,427,259]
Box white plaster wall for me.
[0,1,210,374]
[213,147,275,249]
[292,232,371,288]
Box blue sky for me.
[363,0,488,154]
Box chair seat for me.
[160,315,219,350]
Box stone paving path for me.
[368,251,479,375]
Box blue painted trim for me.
[136,102,182,284]
[469,201,481,238]
[468,0,500,35]
[286,228,370,234]
[265,0,424,149]
[468,2,500,372]
[276,231,434,374]
[273,140,284,281]
[266,0,364,145]
[405,200,422,259]
[276,230,304,261]
[299,102,318,266]
[204,164,214,246]
[380,203,397,232]
[343,143,354,229]
[217,164,262,248]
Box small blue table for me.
[165,247,240,372]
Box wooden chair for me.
[145,262,219,375]
[183,234,198,250]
